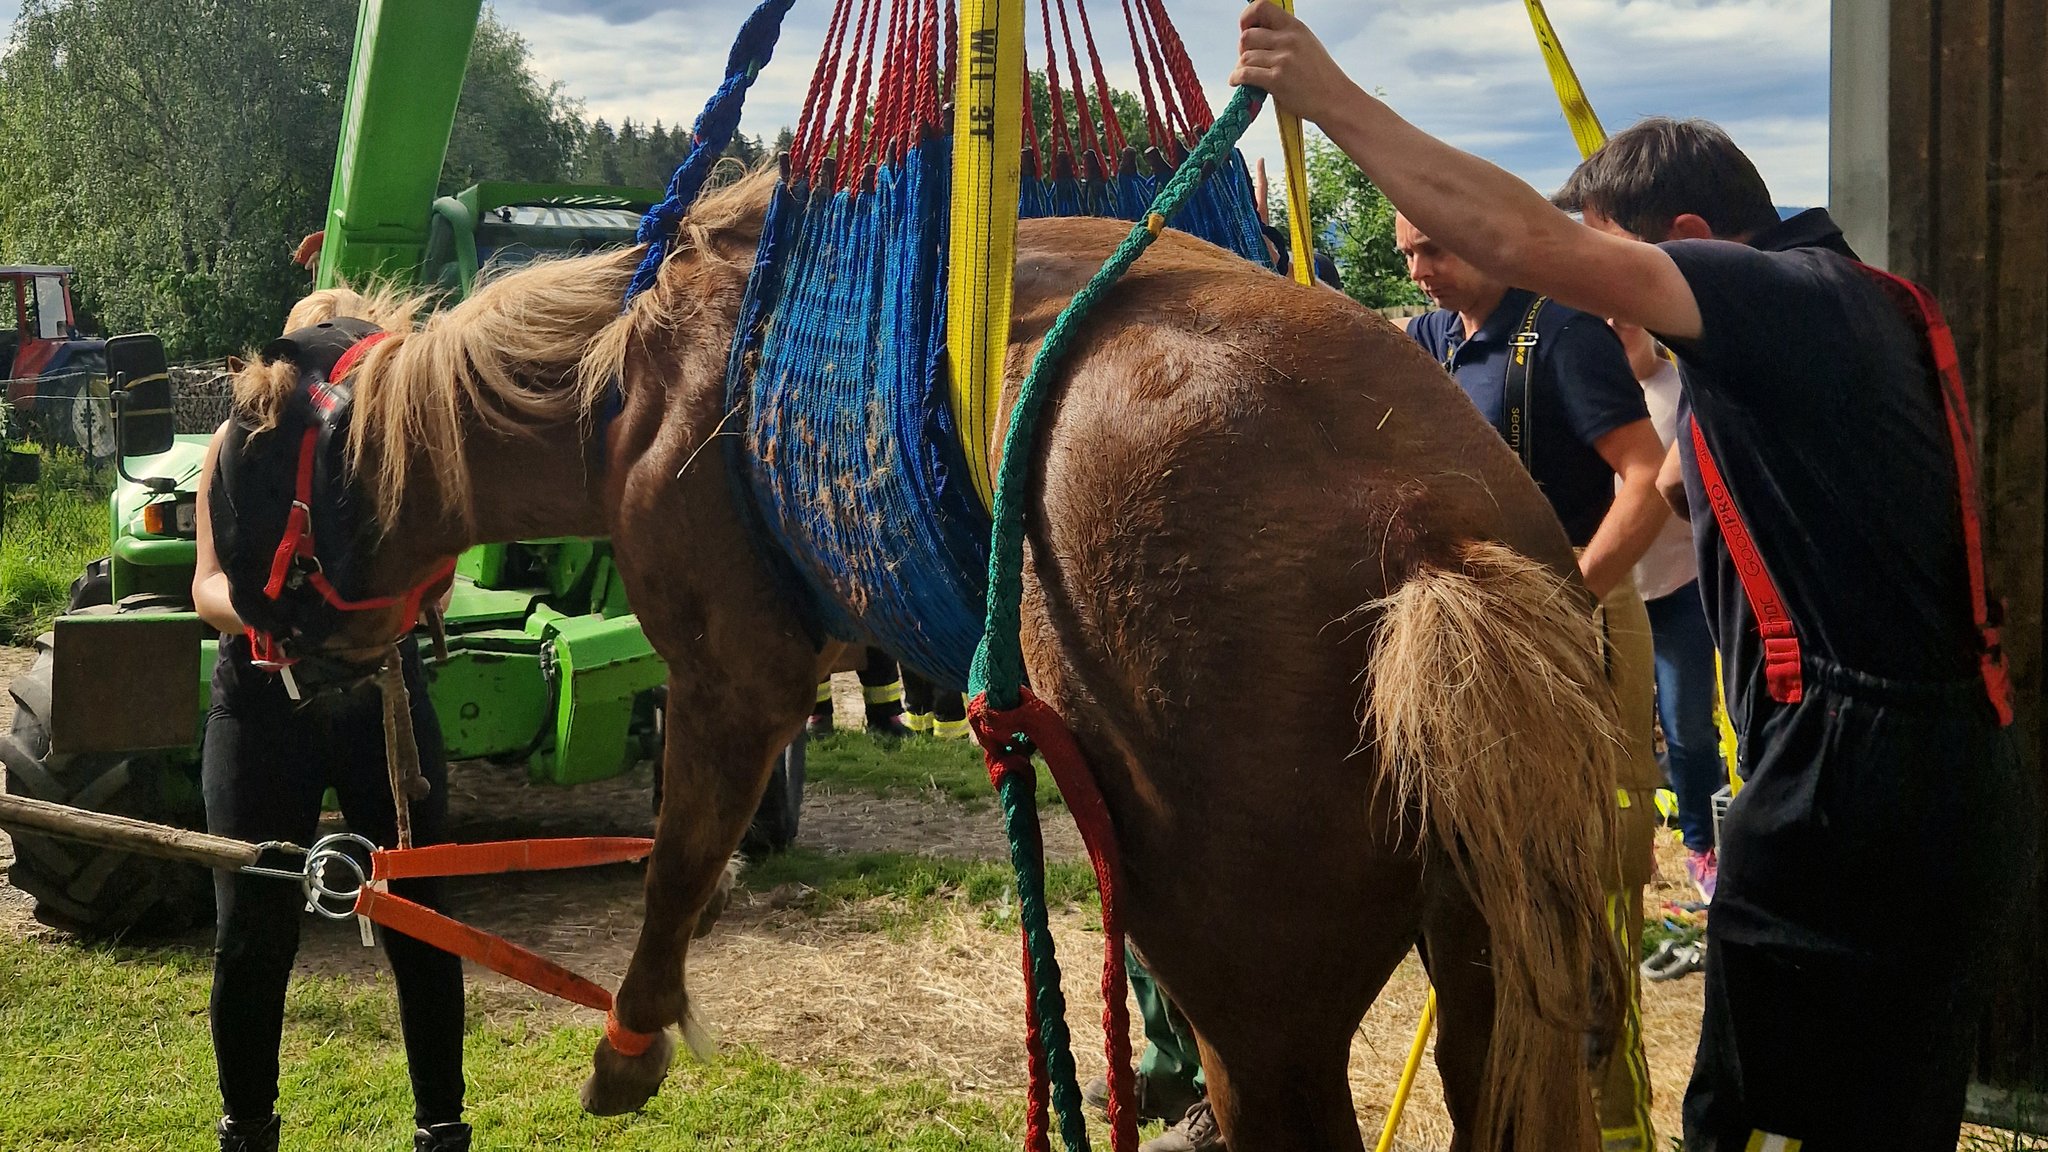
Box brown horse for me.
[229,168,1625,1151]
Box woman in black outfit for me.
[196,404,470,1151]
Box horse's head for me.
[213,312,458,672]
[211,168,781,675]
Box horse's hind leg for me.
[1174,919,1412,1152]
[580,659,815,1115]
[1420,873,1501,1152]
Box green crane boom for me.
[315,0,487,289]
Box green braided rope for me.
[968,85,1266,1152]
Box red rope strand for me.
[793,0,856,175]
[1050,0,1100,158]
[1115,0,1165,149]
[1037,0,1075,162]
[841,0,885,189]
[1071,0,1125,156]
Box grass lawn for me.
[804,731,1063,812]
[0,451,107,646]
[0,936,1023,1151]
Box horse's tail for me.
[1364,539,1624,1151]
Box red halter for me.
[245,332,457,671]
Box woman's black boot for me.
[414,1121,473,1151]
[217,1115,280,1152]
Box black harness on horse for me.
[211,318,454,685]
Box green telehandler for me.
[0,0,802,935]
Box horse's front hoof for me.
[580,1027,676,1115]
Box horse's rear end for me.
[1009,218,1623,1151]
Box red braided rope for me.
[1130,0,1187,141]
[942,0,957,103]
[794,0,856,176]
[821,0,873,185]
[972,690,1140,1152]
[841,0,885,189]
[915,0,941,139]
[1037,0,1076,161]
[1020,936,1055,1152]
[872,0,907,165]
[1021,59,1043,171]
[1049,0,1100,158]
[1142,0,1210,130]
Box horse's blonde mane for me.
[233,164,780,533]
[576,167,779,423]
[233,284,432,433]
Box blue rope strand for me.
[624,0,799,304]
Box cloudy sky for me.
[0,0,1832,204]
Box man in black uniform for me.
[1234,6,2038,1148]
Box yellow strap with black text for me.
[947,0,1028,508]
[1522,0,1607,159]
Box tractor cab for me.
[1,266,100,379]
[2,266,111,457]
[423,182,662,298]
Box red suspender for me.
[1685,266,2013,725]
[1689,417,1804,705]
[1852,264,2013,725]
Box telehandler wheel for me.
[0,644,212,935]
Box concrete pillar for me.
[1828,0,1890,267]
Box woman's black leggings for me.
[202,636,465,1127]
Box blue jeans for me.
[1645,582,1722,852]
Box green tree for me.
[1027,69,1150,162]
[0,0,585,359]
[1273,132,1427,310]
[440,14,585,193]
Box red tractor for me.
[1,266,111,459]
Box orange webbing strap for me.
[353,884,615,1012]
[356,836,661,1052]
[370,837,654,881]
[1851,264,2014,726]
[1689,418,1803,705]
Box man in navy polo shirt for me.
[1235,6,2037,1149]
[1399,210,1670,1151]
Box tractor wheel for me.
[31,372,114,463]
[67,378,114,464]
[0,644,213,935]
[66,557,112,613]
[741,734,805,858]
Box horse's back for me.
[1006,219,1573,718]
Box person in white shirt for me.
[1614,319,1723,900]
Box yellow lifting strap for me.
[947,0,1028,508]
[1271,0,1315,287]
[1522,0,1607,159]
[947,1,1318,504]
